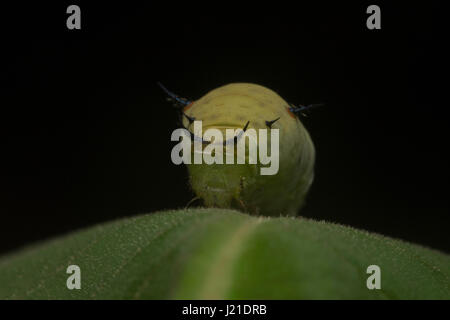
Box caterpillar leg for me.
[185,196,201,209]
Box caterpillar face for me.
[172,83,315,216]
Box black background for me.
[1,2,448,255]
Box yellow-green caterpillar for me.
[161,82,316,216]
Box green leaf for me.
[0,208,448,299]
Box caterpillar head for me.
[160,82,317,215]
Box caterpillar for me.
[160,82,317,216]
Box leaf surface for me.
[0,209,448,299]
